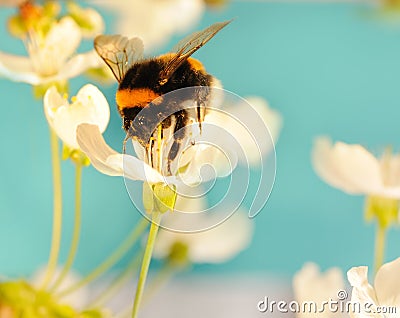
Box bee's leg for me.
[195,86,209,135]
[167,110,188,175]
[123,135,128,154]
[196,100,204,134]
[149,139,153,168]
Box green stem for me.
[50,163,83,292]
[142,262,175,305]
[374,223,387,274]
[57,217,149,297]
[89,251,143,308]
[41,129,63,290]
[131,212,161,318]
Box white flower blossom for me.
[76,123,236,186]
[66,2,105,39]
[0,17,100,85]
[347,257,400,318]
[153,196,253,264]
[92,0,204,50]
[44,84,110,149]
[293,263,346,318]
[312,137,400,198]
[205,96,282,166]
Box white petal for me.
[45,17,82,64]
[155,0,204,33]
[131,140,146,161]
[293,263,345,318]
[77,124,165,183]
[26,17,82,77]
[46,84,110,149]
[347,266,381,318]
[312,137,362,193]
[0,51,41,84]
[376,154,400,198]
[205,97,280,167]
[67,3,105,38]
[76,124,123,176]
[81,8,105,38]
[59,50,104,81]
[312,137,383,195]
[177,144,237,184]
[43,85,68,130]
[187,211,253,263]
[333,142,382,194]
[93,0,204,49]
[233,96,282,159]
[374,257,400,308]
[120,153,165,183]
[75,84,110,133]
[154,209,253,264]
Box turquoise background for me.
[1,2,400,279]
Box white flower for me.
[67,2,105,39]
[312,137,400,198]
[205,96,282,166]
[347,257,400,318]
[92,0,204,50]
[76,123,236,186]
[293,263,346,318]
[0,17,100,85]
[44,84,110,149]
[153,196,253,264]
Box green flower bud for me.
[143,183,177,214]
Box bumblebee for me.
[94,20,231,173]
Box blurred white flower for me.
[205,96,282,166]
[30,267,89,310]
[66,2,104,39]
[312,137,400,198]
[76,123,236,186]
[44,84,110,150]
[293,263,346,318]
[92,0,205,50]
[153,196,253,264]
[0,16,100,85]
[347,257,400,318]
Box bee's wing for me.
[94,35,144,83]
[159,20,232,84]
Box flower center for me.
[26,31,63,77]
